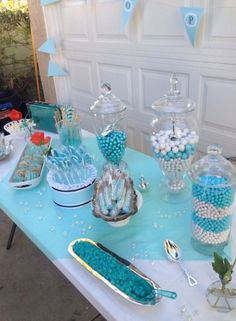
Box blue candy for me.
[97,130,127,165]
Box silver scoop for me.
[138,176,150,192]
[164,240,198,287]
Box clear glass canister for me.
[150,74,199,200]
[90,83,127,167]
[189,144,236,255]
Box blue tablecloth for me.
[0,138,231,261]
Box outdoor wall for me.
[41,0,236,156]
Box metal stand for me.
[6,223,17,250]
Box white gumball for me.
[173,147,179,153]
[175,130,182,139]
[161,150,167,156]
[165,145,171,152]
[160,143,166,150]
[174,139,180,146]
[179,144,185,152]
[166,130,171,136]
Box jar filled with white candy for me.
[90,83,127,168]
[150,73,199,200]
[189,144,236,255]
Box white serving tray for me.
[9,142,49,189]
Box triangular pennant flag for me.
[122,0,137,27]
[180,7,204,46]
[38,38,56,55]
[48,61,67,77]
[40,0,60,6]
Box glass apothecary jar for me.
[90,83,127,167]
[189,144,236,255]
[150,74,199,201]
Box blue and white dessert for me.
[192,175,234,246]
[46,145,97,209]
[92,166,138,226]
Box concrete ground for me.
[0,210,106,321]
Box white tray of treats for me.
[9,142,50,189]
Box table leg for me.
[6,223,17,250]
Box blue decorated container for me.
[47,165,97,209]
[90,83,127,167]
[189,144,236,255]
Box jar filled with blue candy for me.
[189,144,236,256]
[150,74,199,201]
[90,83,127,167]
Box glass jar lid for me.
[189,144,236,187]
[152,73,196,114]
[90,83,126,115]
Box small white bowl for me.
[4,119,35,138]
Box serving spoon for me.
[164,239,198,287]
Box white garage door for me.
[43,0,236,156]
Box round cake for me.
[47,164,97,209]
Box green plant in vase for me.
[206,252,236,312]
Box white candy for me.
[179,144,185,152]
[165,145,171,152]
[160,143,165,150]
[166,130,172,136]
[175,131,182,139]
[192,223,230,245]
[172,147,179,153]
[161,150,167,156]
[174,139,180,146]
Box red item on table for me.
[31,131,51,145]
[9,109,22,121]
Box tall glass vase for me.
[206,280,236,312]
[90,83,127,168]
[150,74,199,202]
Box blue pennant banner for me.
[38,38,56,55]
[180,7,204,46]
[48,61,67,77]
[40,0,60,6]
[122,0,137,27]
